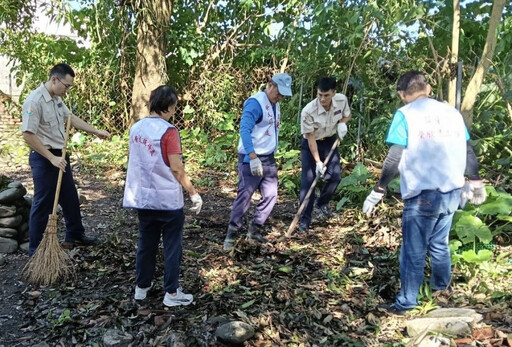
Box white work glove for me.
[337,123,348,141]
[461,180,487,206]
[362,190,384,215]
[459,182,471,209]
[315,162,326,177]
[250,157,263,176]
[190,193,203,214]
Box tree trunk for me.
[448,0,460,107]
[461,0,506,127]
[494,74,512,122]
[130,0,173,122]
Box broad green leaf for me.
[497,215,512,222]
[455,214,492,244]
[461,250,493,264]
[448,239,462,253]
[351,163,369,179]
[478,196,512,216]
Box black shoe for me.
[223,225,240,251]
[298,222,308,233]
[63,235,98,249]
[246,224,268,243]
[376,303,411,316]
[316,204,334,219]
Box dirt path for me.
[1,161,511,346]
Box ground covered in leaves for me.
[1,161,511,346]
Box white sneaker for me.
[134,284,152,300]
[163,288,193,307]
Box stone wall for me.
[0,180,30,253]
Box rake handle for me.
[285,138,340,237]
[51,115,73,216]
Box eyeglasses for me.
[57,77,73,89]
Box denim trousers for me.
[299,135,342,227]
[394,188,461,310]
[228,154,278,228]
[136,208,185,294]
[28,149,85,256]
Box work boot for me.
[298,222,308,233]
[62,234,98,249]
[316,204,334,219]
[223,225,240,251]
[246,224,268,243]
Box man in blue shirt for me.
[223,73,293,251]
[362,71,486,314]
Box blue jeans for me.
[395,188,461,310]
[28,149,85,256]
[299,135,342,227]
[136,208,184,294]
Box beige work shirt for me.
[301,93,351,140]
[22,83,71,149]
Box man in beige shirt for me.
[298,77,351,233]
[22,63,110,256]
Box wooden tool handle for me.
[51,116,73,216]
[285,138,340,237]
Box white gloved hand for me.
[337,123,348,140]
[250,157,263,176]
[468,180,487,205]
[362,190,384,215]
[459,182,471,208]
[190,193,203,214]
[315,162,326,177]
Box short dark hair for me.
[49,63,75,79]
[317,77,337,92]
[149,85,178,115]
[396,71,428,94]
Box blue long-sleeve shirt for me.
[239,97,276,162]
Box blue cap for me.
[271,73,293,96]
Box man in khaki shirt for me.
[22,63,110,256]
[298,77,351,233]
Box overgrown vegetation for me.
[1,0,511,345]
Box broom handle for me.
[285,138,340,237]
[51,115,73,216]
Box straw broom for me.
[23,116,74,286]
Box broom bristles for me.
[23,214,74,286]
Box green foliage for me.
[180,124,238,171]
[335,163,372,210]
[73,133,129,172]
[450,185,512,267]
[453,213,492,245]
[0,0,35,31]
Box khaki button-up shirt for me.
[301,93,351,140]
[22,83,71,149]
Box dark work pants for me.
[28,149,85,256]
[228,154,278,229]
[136,208,185,294]
[299,135,342,227]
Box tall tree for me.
[461,0,507,127]
[448,0,460,107]
[130,0,173,121]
